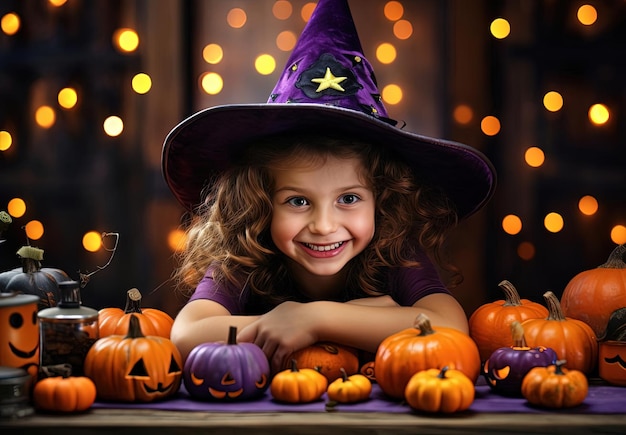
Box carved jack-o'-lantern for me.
[598,307,626,386]
[84,314,183,402]
[0,292,40,381]
[183,326,270,401]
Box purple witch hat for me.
[162,0,496,218]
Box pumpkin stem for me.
[599,244,626,270]
[498,280,522,306]
[290,359,300,372]
[438,366,449,379]
[340,367,349,382]
[227,325,237,345]
[414,313,435,336]
[554,359,567,375]
[16,245,44,274]
[124,288,143,314]
[510,321,527,347]
[125,314,145,339]
[543,291,567,321]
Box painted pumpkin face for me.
[183,326,270,401]
[599,341,626,386]
[0,293,39,381]
[84,314,183,402]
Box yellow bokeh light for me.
[453,104,473,125]
[25,220,44,241]
[255,54,276,75]
[82,231,103,252]
[376,43,397,64]
[103,116,124,137]
[544,212,564,233]
[301,3,317,22]
[35,106,56,128]
[58,87,78,109]
[8,198,26,218]
[0,130,12,151]
[132,73,152,94]
[167,229,187,252]
[200,72,224,95]
[588,103,610,125]
[276,31,297,52]
[490,18,511,39]
[49,0,68,6]
[481,116,501,136]
[578,195,598,216]
[517,241,536,261]
[113,28,140,53]
[611,225,626,245]
[524,146,545,168]
[502,214,522,235]
[393,20,413,40]
[272,0,293,20]
[382,84,402,105]
[543,91,563,112]
[227,8,247,28]
[202,44,223,64]
[1,13,20,35]
[384,1,404,21]
[577,5,597,26]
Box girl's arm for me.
[237,292,468,372]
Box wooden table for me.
[2,408,626,434]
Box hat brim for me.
[162,104,497,219]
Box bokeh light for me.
[167,228,186,252]
[254,54,276,75]
[578,195,598,216]
[0,131,12,151]
[453,104,473,125]
[544,212,564,233]
[276,31,297,51]
[83,231,103,252]
[382,84,402,105]
[113,28,139,53]
[1,13,20,35]
[58,87,78,109]
[7,198,26,218]
[103,116,124,137]
[376,43,397,64]
[524,147,545,167]
[200,72,224,95]
[35,106,56,128]
[543,91,563,112]
[202,44,223,64]
[132,73,152,94]
[588,104,610,125]
[577,5,597,26]
[502,214,522,235]
[301,3,317,22]
[517,241,536,261]
[272,1,292,20]
[227,8,247,28]
[384,1,404,21]
[25,220,44,240]
[490,18,510,39]
[611,225,626,245]
[481,116,501,136]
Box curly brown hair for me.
[173,133,460,306]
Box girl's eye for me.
[287,197,309,207]
[338,194,360,205]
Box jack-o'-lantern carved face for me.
[0,294,39,380]
[84,314,183,402]
[183,326,270,401]
[598,308,626,386]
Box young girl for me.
[163,0,496,372]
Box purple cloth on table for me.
[92,383,626,414]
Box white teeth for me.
[304,241,344,251]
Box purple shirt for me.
[188,255,450,314]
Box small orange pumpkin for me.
[374,313,481,399]
[469,280,549,361]
[270,359,328,403]
[33,373,97,413]
[597,307,626,386]
[84,314,182,402]
[98,288,174,338]
[287,342,359,382]
[404,366,475,413]
[326,368,372,403]
[521,360,588,408]
[561,244,626,337]
[521,291,598,374]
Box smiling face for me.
[270,154,375,290]
[0,296,39,380]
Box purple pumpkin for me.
[0,246,70,310]
[183,326,270,401]
[483,321,557,396]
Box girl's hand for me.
[236,301,319,374]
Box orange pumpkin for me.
[521,360,588,409]
[597,307,626,386]
[0,293,39,381]
[469,280,549,361]
[326,368,372,403]
[561,244,626,337]
[270,359,328,403]
[404,366,475,413]
[287,342,359,382]
[84,314,182,402]
[374,313,481,399]
[521,291,598,374]
[98,288,174,338]
[33,374,97,413]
